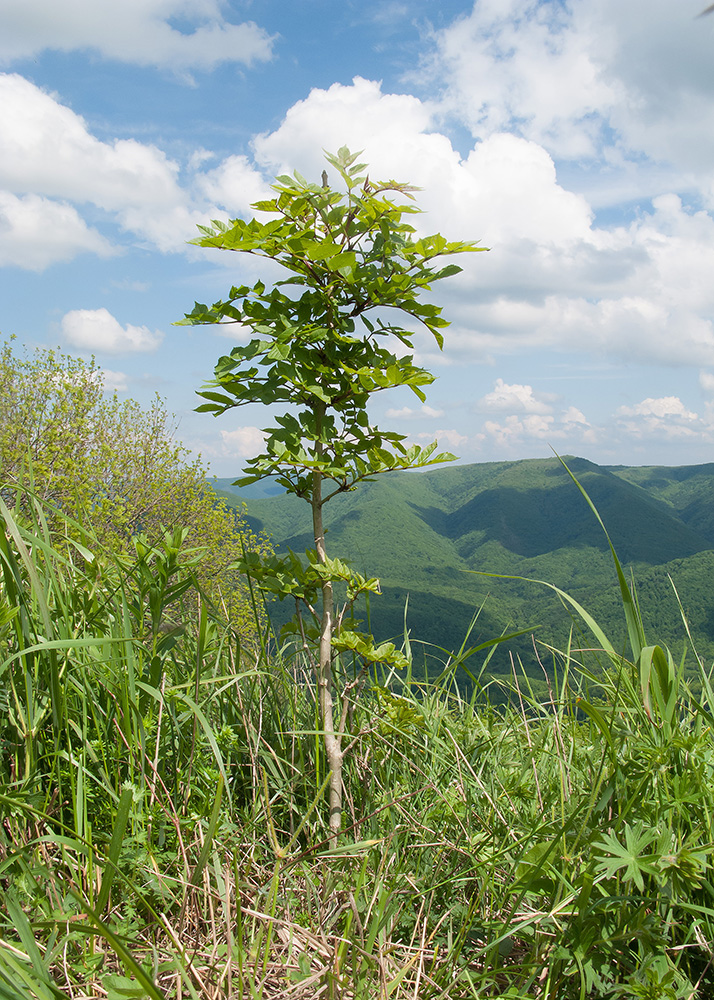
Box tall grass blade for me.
[554,454,646,661]
[96,784,135,914]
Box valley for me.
[214,456,714,686]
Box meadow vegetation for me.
[2,466,714,998]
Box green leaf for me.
[594,823,659,892]
[102,974,148,999]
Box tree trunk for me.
[312,415,343,847]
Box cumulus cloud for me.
[196,155,272,216]
[0,191,113,270]
[61,308,164,354]
[424,0,619,159]
[3,66,710,379]
[385,404,444,419]
[615,395,703,439]
[0,0,274,72]
[0,73,207,254]
[253,78,433,179]
[481,413,555,448]
[0,20,712,414]
[476,402,599,451]
[219,426,267,460]
[589,0,714,176]
[477,378,555,414]
[246,76,714,373]
[0,75,182,210]
[617,396,698,420]
[252,78,591,247]
[440,192,714,368]
[101,368,129,392]
[414,429,468,451]
[0,73,240,261]
[425,0,714,180]
[561,406,594,433]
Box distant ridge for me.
[212,476,283,500]
[214,457,714,676]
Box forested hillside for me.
[215,456,714,681]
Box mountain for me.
[215,457,714,681]
[211,476,284,500]
[607,463,714,545]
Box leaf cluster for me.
[181,147,484,499]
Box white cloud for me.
[0,0,274,72]
[617,396,698,420]
[561,405,590,428]
[243,77,714,372]
[0,75,183,211]
[461,133,593,246]
[1,43,712,388]
[700,371,714,393]
[476,403,599,450]
[251,78,591,248]
[589,0,714,176]
[425,0,619,159]
[196,155,272,216]
[426,0,714,182]
[219,426,267,459]
[0,73,229,259]
[253,77,433,180]
[440,191,714,368]
[481,413,555,448]
[414,429,468,451]
[101,368,129,391]
[385,404,444,419]
[61,308,163,354]
[0,191,113,270]
[615,395,703,440]
[477,378,554,414]
[561,406,598,443]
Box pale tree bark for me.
[312,411,343,847]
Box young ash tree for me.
[180,148,485,844]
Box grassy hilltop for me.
[215,456,714,681]
[5,460,714,996]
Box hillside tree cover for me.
[180,147,485,843]
[0,338,270,641]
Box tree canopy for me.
[0,338,270,642]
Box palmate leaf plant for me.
[179,146,485,844]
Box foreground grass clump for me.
[2,483,714,998]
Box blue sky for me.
[2,0,714,476]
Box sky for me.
[2,0,714,477]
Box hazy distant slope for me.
[216,457,714,671]
[610,463,714,545]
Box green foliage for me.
[0,337,271,642]
[182,147,482,495]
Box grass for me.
[3,469,714,998]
